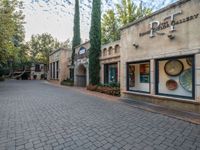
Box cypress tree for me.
[89,0,101,85]
[71,0,81,65]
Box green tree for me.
[29,33,60,65]
[60,39,71,49]
[0,0,26,77]
[89,0,101,85]
[71,0,81,65]
[116,0,152,26]
[0,0,25,66]
[101,9,120,45]
[12,43,31,70]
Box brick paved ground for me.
[0,80,200,150]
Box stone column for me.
[150,59,155,95]
[49,63,51,80]
[117,61,120,83]
[101,64,104,84]
[57,61,59,80]
[53,62,55,79]
[195,54,200,102]
[120,62,127,94]
[51,63,53,79]
[86,64,89,86]
[74,65,77,86]
[55,61,57,79]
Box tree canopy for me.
[101,0,152,44]
[116,0,152,26]
[101,9,120,45]
[0,0,25,68]
[29,33,62,65]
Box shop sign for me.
[139,11,199,38]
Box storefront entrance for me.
[76,64,86,87]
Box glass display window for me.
[127,61,150,93]
[155,56,194,99]
[104,63,118,84]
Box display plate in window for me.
[186,57,193,66]
[166,79,178,90]
[164,60,183,76]
[179,68,192,92]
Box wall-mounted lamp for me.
[168,34,175,40]
[133,43,139,49]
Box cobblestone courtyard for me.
[0,80,200,150]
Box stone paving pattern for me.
[0,80,200,150]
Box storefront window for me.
[127,61,150,93]
[155,56,194,99]
[104,63,118,83]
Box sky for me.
[23,0,176,42]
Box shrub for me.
[61,78,74,86]
[87,82,120,96]
[33,75,37,80]
[0,69,9,77]
[87,84,98,91]
[0,76,5,81]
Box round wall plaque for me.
[164,60,184,76]
[166,79,178,90]
[179,68,192,92]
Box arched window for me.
[103,48,107,56]
[115,45,120,53]
[108,47,113,55]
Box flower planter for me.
[61,80,74,86]
[87,84,120,96]
[87,84,97,91]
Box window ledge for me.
[100,55,120,60]
[123,91,200,105]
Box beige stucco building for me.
[73,41,120,87]
[49,48,71,83]
[120,0,200,112]
[100,41,120,84]
[68,0,200,113]
[30,63,48,80]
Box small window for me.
[35,64,41,72]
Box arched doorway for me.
[76,64,86,87]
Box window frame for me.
[155,55,195,100]
[127,60,151,94]
[104,63,118,84]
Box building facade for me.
[73,41,90,87]
[30,63,47,80]
[120,0,200,112]
[73,41,120,87]
[100,41,120,84]
[49,48,71,83]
